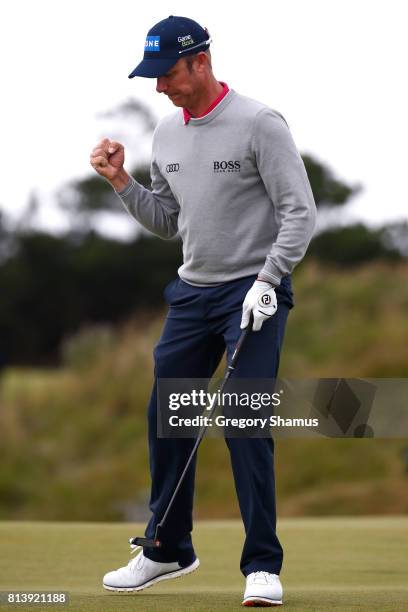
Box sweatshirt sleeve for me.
[251,108,317,285]
[115,149,180,240]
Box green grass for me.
[0,518,407,611]
[1,262,408,522]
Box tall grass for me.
[0,261,407,520]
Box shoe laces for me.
[127,539,143,571]
[251,571,275,584]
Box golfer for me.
[90,15,316,607]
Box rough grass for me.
[0,519,407,611]
[282,260,408,377]
[1,262,408,521]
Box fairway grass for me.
[0,518,407,611]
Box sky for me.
[1,0,407,237]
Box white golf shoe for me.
[242,571,283,607]
[103,545,200,593]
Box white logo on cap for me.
[178,34,195,47]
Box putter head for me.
[129,536,162,548]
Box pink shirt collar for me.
[183,82,229,124]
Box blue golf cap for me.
[128,15,211,79]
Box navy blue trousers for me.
[143,274,294,576]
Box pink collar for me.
[183,82,229,124]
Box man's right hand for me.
[90,138,130,192]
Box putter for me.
[130,313,254,549]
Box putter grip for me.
[230,312,253,368]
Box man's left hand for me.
[240,280,277,331]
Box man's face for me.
[156,57,200,108]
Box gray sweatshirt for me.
[117,89,316,286]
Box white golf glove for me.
[240,280,278,331]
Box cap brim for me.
[128,58,178,79]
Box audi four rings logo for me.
[166,163,180,173]
[261,294,272,306]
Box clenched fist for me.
[90,138,130,192]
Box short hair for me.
[184,49,212,73]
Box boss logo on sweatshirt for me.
[213,160,241,173]
[166,163,180,173]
